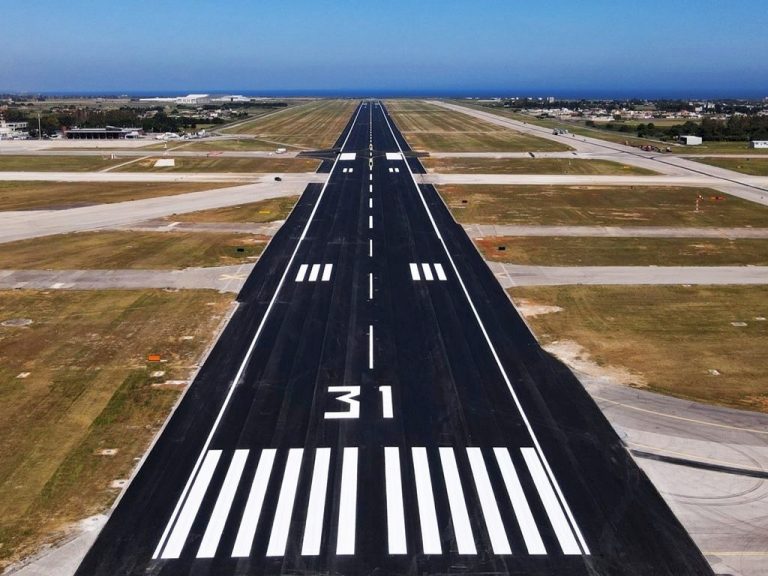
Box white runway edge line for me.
[379,103,590,555]
[196,449,249,558]
[153,102,365,560]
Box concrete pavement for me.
[0,179,322,244]
[488,261,768,287]
[464,224,768,239]
[0,264,255,293]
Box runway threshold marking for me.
[379,105,590,555]
[153,103,365,561]
[196,449,249,558]
[160,446,576,560]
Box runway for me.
[74,101,713,575]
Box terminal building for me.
[0,118,29,139]
[65,126,143,139]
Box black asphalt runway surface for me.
[75,102,714,575]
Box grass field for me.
[438,185,768,227]
[0,181,237,211]
[168,195,299,224]
[0,231,267,269]
[476,236,768,266]
[677,142,768,155]
[386,100,571,152]
[693,157,768,175]
[0,289,233,568]
[422,157,656,175]
[175,139,299,152]
[116,157,319,173]
[220,100,357,149]
[509,285,768,413]
[458,103,680,149]
[0,155,126,172]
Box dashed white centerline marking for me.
[369,239,373,257]
[384,447,407,554]
[421,263,434,281]
[494,447,546,555]
[266,449,303,557]
[439,447,476,555]
[369,215,373,229]
[368,325,374,369]
[336,447,358,555]
[368,273,373,300]
[369,184,373,193]
[370,174,373,181]
[522,448,581,555]
[412,448,442,554]
[369,198,373,209]
[162,450,221,559]
[434,263,447,281]
[197,450,249,558]
[409,263,421,281]
[232,449,276,557]
[308,264,321,282]
[466,448,511,555]
[321,263,333,282]
[301,448,331,556]
[295,264,308,282]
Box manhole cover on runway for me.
[1,318,33,327]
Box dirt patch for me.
[543,339,647,388]
[514,299,563,317]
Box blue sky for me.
[2,0,766,97]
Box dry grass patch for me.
[508,285,768,412]
[694,157,768,176]
[177,139,298,152]
[0,181,237,211]
[386,100,571,152]
[168,195,299,224]
[477,236,768,266]
[439,185,768,227]
[422,157,656,175]
[0,289,233,568]
[116,157,318,173]
[0,231,267,269]
[0,155,125,172]
[221,100,357,149]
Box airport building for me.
[679,135,703,146]
[750,140,768,149]
[0,118,29,139]
[65,126,143,139]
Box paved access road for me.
[74,102,713,575]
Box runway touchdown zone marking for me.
[409,263,447,282]
[159,446,583,561]
[295,264,333,283]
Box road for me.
[0,179,320,244]
[74,102,713,575]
